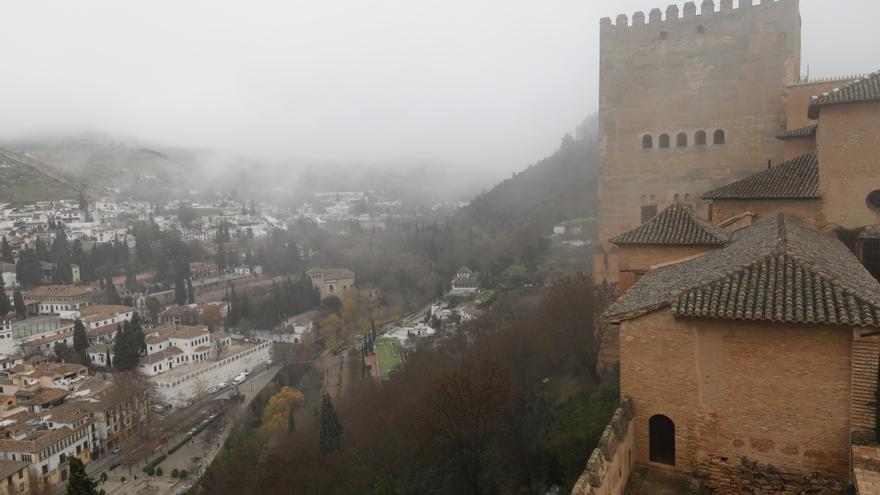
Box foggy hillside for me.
[464,115,599,233]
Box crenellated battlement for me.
[600,0,792,31]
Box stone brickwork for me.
[619,310,852,488]
[852,331,880,431]
[571,397,635,495]
[594,0,801,283]
[702,456,844,494]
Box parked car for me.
[233,375,246,385]
[218,382,229,389]
[207,385,219,394]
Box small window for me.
[659,134,670,149]
[867,190,880,210]
[642,134,653,150]
[676,132,687,148]
[695,130,707,146]
[713,129,725,145]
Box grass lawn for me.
[375,337,402,378]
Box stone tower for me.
[593,0,801,283]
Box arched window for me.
[713,129,726,145]
[649,414,675,465]
[676,132,687,148]
[642,134,653,150]
[659,133,670,149]
[695,130,707,146]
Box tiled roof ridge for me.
[611,202,728,246]
[670,249,880,327]
[808,70,880,118]
[701,151,819,200]
[774,123,817,140]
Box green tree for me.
[73,319,88,356]
[174,275,187,305]
[319,393,342,455]
[66,456,100,495]
[0,276,10,318]
[104,276,121,305]
[130,312,146,355]
[0,236,12,263]
[113,322,140,371]
[12,288,26,320]
[288,407,296,433]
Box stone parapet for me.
[571,396,635,495]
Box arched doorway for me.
[649,414,675,465]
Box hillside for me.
[464,116,598,234]
[464,115,599,235]
[0,151,81,204]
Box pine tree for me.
[73,319,88,356]
[12,288,26,320]
[0,276,10,318]
[319,393,342,455]
[0,237,12,264]
[66,456,100,495]
[186,278,194,304]
[104,276,121,305]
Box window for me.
[695,130,706,146]
[713,129,725,145]
[642,135,653,149]
[658,133,670,149]
[676,132,687,147]
[867,190,880,210]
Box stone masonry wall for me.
[571,397,636,495]
[594,0,801,283]
[619,310,852,488]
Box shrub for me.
[100,472,108,482]
[171,468,179,478]
[155,467,163,477]
[120,477,126,483]
[144,466,155,476]
[180,470,189,478]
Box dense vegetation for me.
[198,274,617,495]
[0,152,79,203]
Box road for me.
[47,364,284,495]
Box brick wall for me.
[594,0,801,283]
[617,245,717,293]
[852,330,880,431]
[818,101,880,229]
[620,310,852,489]
[709,198,820,226]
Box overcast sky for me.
[1,0,878,179]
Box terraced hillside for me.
[0,152,80,203]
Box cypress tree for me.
[319,393,342,455]
[174,275,187,305]
[288,407,296,433]
[0,236,12,264]
[0,277,10,318]
[66,456,99,495]
[73,319,88,356]
[12,288,26,320]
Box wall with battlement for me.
[593,0,801,283]
[570,396,635,495]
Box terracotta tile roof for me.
[775,124,817,140]
[701,152,819,200]
[44,405,88,424]
[603,215,880,327]
[611,203,729,246]
[79,305,132,317]
[809,70,880,118]
[141,347,182,365]
[27,285,92,298]
[0,460,28,480]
